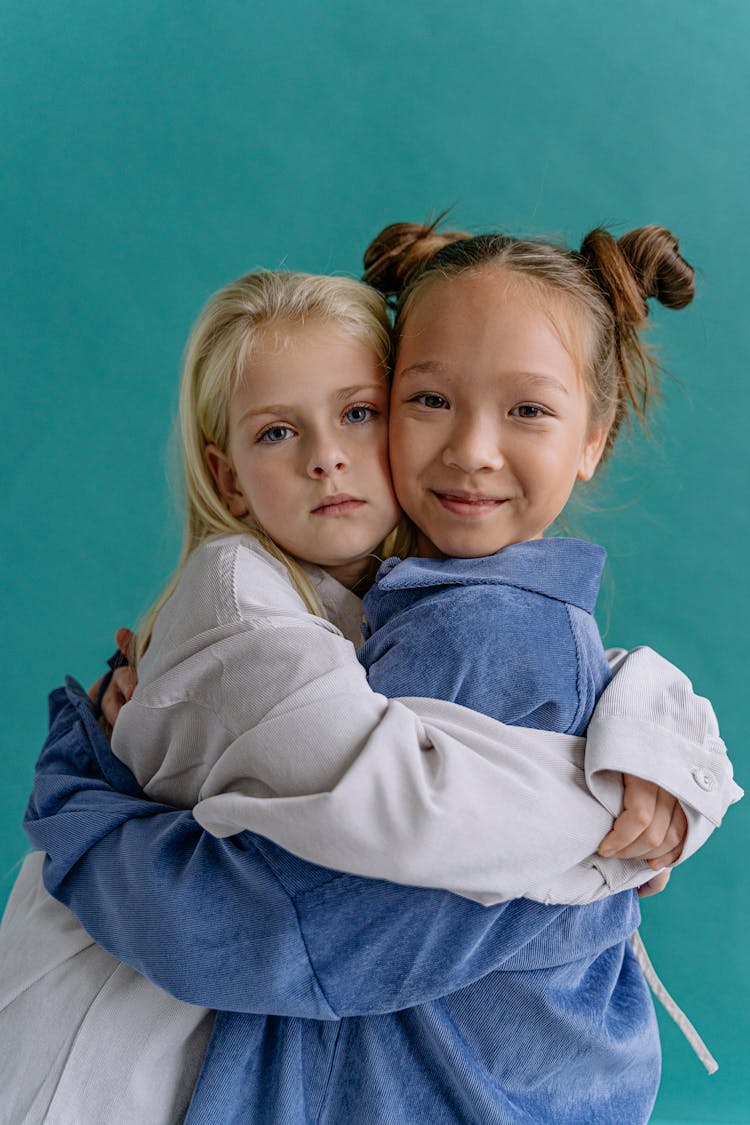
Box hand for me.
[113,626,136,661]
[100,664,138,730]
[637,868,672,898]
[597,774,687,869]
[88,628,138,734]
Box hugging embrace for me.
[0,218,742,1125]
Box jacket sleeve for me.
[193,637,742,905]
[23,680,584,1016]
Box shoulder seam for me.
[565,604,590,736]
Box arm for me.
[112,538,740,905]
[25,679,600,1016]
[192,635,741,904]
[585,646,742,863]
[113,599,624,903]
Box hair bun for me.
[578,228,646,326]
[618,225,695,310]
[580,224,695,329]
[363,216,470,299]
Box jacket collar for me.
[374,538,605,614]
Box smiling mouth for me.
[312,495,366,516]
[433,491,510,517]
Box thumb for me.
[114,627,135,660]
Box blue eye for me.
[258,424,294,443]
[343,404,377,424]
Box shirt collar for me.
[301,562,365,644]
[373,538,606,614]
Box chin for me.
[431,543,494,560]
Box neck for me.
[325,556,375,591]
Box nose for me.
[442,414,505,474]
[305,430,349,478]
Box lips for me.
[433,490,509,517]
[312,493,365,516]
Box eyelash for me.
[256,403,381,444]
[257,424,295,444]
[343,403,380,425]
[408,395,550,420]
[510,403,549,419]
[409,393,449,410]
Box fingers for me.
[598,775,688,861]
[598,774,659,856]
[115,627,136,661]
[645,803,688,869]
[100,666,137,727]
[88,674,106,702]
[99,681,122,728]
[647,849,680,870]
[613,788,677,860]
[89,627,136,729]
[116,665,137,702]
[637,869,672,899]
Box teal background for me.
[2,2,748,1120]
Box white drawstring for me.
[629,930,718,1075]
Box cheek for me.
[386,410,404,457]
[377,436,395,484]
[387,407,404,449]
[389,409,436,466]
[240,455,291,511]
[360,419,393,469]
[373,419,391,459]
[372,433,399,504]
[387,419,416,494]
[511,434,579,496]
[388,451,426,526]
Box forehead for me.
[395,271,584,382]
[229,323,387,415]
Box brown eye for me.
[413,393,448,409]
[511,404,546,419]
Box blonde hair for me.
[364,220,696,459]
[136,270,393,662]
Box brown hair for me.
[364,219,695,458]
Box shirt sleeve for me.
[585,646,744,860]
[22,680,588,1016]
[112,542,627,904]
[191,632,741,904]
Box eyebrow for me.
[396,361,450,381]
[238,383,387,424]
[397,363,570,396]
[514,372,570,396]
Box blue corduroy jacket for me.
[23,539,662,1123]
[26,681,658,1123]
[361,537,612,735]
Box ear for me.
[577,423,611,482]
[205,444,249,518]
